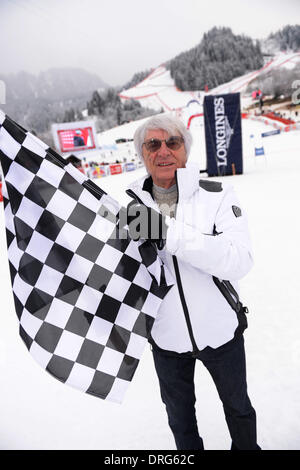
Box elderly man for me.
[126,114,260,450]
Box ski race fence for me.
[187,111,300,133]
[242,113,300,134]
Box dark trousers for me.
[152,335,260,450]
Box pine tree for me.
[166,27,264,91]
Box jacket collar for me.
[176,161,200,201]
[127,161,200,205]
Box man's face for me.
[142,129,187,188]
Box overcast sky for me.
[0,0,299,86]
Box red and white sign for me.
[109,164,122,175]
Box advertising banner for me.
[124,162,136,172]
[261,130,281,138]
[109,164,123,175]
[203,93,243,176]
[90,165,110,178]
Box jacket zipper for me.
[127,180,200,356]
[172,255,199,356]
[173,171,200,357]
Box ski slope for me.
[119,51,300,113]
[0,116,300,450]
[119,65,201,112]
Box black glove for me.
[127,201,168,249]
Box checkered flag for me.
[0,110,173,403]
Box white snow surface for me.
[1,117,300,450]
[119,65,200,112]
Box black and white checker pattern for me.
[0,110,173,403]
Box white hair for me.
[133,114,193,164]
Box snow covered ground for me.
[119,65,200,112]
[0,117,300,450]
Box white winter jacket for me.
[127,162,253,354]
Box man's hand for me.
[127,202,168,249]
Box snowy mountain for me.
[119,51,300,116]
[261,25,300,55]
[1,67,108,103]
[119,24,300,115]
[0,68,108,134]
[96,48,300,165]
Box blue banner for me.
[255,146,265,156]
[261,130,281,138]
[124,162,136,172]
[203,93,243,176]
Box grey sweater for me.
[152,183,177,218]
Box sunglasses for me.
[142,136,184,153]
